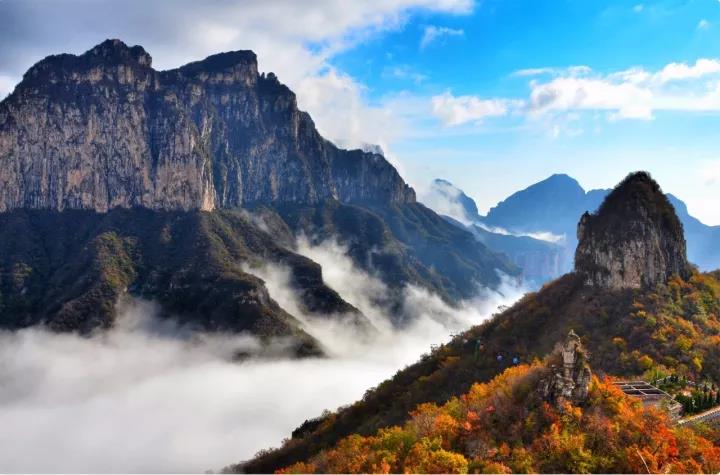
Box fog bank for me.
[0,240,526,473]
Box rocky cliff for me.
[0,40,517,341]
[575,171,691,289]
[0,39,414,212]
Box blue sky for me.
[1,0,719,223]
[321,0,720,224]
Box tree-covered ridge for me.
[241,271,720,472]
[278,363,720,474]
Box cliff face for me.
[575,172,691,289]
[0,39,414,213]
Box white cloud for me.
[698,19,710,30]
[653,58,720,83]
[700,160,720,185]
[633,4,645,13]
[511,65,592,78]
[431,91,515,125]
[382,64,428,84]
[420,25,464,49]
[0,237,525,472]
[528,76,654,120]
[490,58,720,124]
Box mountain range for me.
[423,173,720,286]
[238,172,720,473]
[0,40,516,353]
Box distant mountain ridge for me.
[424,174,720,277]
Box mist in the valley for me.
[0,238,526,473]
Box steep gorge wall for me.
[0,39,415,213]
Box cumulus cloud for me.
[431,91,515,125]
[420,25,464,49]
[653,58,720,83]
[0,236,524,473]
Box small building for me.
[613,381,683,420]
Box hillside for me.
[238,172,720,472]
[276,362,720,473]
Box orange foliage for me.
[278,363,720,474]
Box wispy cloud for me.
[382,64,428,84]
[698,19,710,30]
[511,65,591,78]
[420,25,464,49]
[444,57,720,126]
[431,91,517,125]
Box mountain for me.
[423,178,481,223]
[484,174,606,238]
[424,174,720,287]
[0,39,413,211]
[239,172,720,472]
[422,178,574,286]
[484,174,720,272]
[576,172,691,289]
[273,342,720,473]
[0,40,516,344]
[667,194,720,271]
[468,224,572,286]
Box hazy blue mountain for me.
[424,180,573,286]
[483,174,608,240]
[481,175,718,271]
[667,194,720,271]
[424,175,720,285]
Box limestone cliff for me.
[575,171,690,289]
[0,39,415,212]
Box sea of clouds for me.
[0,238,525,473]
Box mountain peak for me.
[87,39,152,67]
[543,173,581,186]
[575,171,690,289]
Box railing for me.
[678,405,720,426]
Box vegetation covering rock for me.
[276,362,720,474]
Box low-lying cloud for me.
[0,238,525,473]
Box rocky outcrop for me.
[0,39,414,213]
[575,172,691,289]
[539,330,592,408]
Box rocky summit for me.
[0,39,414,213]
[575,171,691,289]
